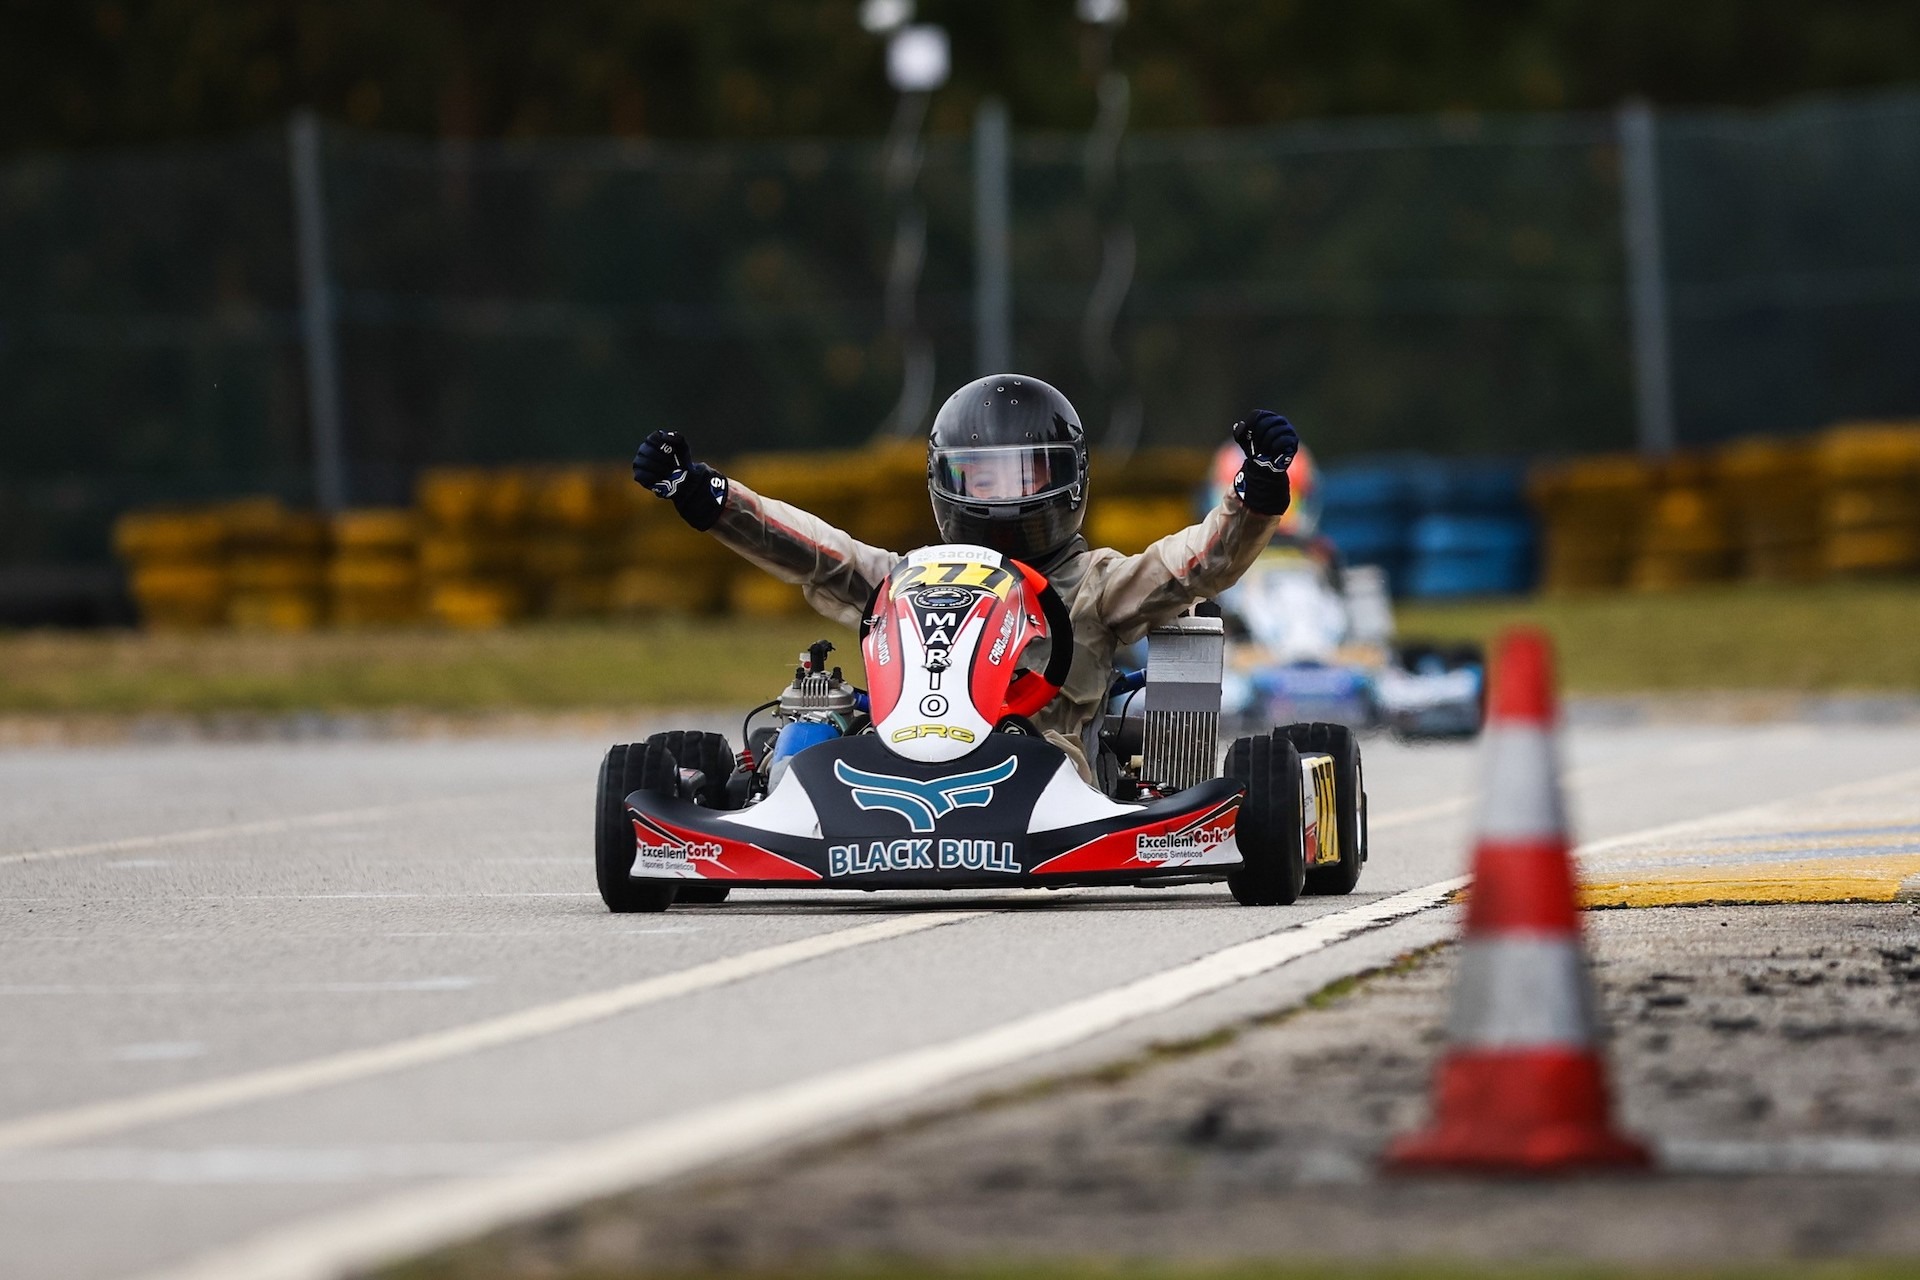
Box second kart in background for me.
[1202,444,1487,741]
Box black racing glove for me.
[632,429,727,532]
[1229,410,1298,517]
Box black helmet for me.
[927,374,1089,566]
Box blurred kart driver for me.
[632,374,1297,778]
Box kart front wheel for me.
[1223,731,1307,906]
[595,743,679,914]
[1284,723,1367,896]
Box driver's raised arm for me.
[1093,412,1296,644]
[709,482,897,629]
[632,430,895,629]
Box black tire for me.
[1447,643,1490,737]
[641,730,737,905]
[1223,732,1307,906]
[643,730,734,807]
[595,743,678,914]
[1283,723,1367,896]
[1394,641,1442,674]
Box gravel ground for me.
[401,902,1920,1277]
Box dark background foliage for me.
[7,0,1920,153]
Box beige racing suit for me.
[707,481,1282,780]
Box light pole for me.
[861,1,949,438]
[1077,0,1141,455]
[289,109,348,511]
[1618,100,1675,456]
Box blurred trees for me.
[6,0,1920,152]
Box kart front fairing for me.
[623,733,1243,890]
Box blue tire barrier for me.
[1404,513,1535,597]
[1321,461,1420,591]
[1408,460,1529,517]
[1321,513,1408,558]
[1320,464,1419,517]
[1318,455,1538,596]
[1321,514,1408,590]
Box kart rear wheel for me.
[1223,731,1307,906]
[595,743,678,914]
[1393,641,1439,674]
[643,731,736,904]
[1284,723,1367,896]
[643,730,734,807]
[1448,643,1489,736]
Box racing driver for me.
[631,374,1297,778]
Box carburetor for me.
[778,639,859,721]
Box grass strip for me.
[0,618,858,715]
[1396,580,1920,693]
[4,580,1920,716]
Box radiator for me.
[1142,615,1224,790]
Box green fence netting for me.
[3,91,1918,587]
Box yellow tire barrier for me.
[1717,437,1821,583]
[128,562,227,630]
[523,536,604,579]
[426,580,525,629]
[608,566,725,616]
[1816,421,1920,575]
[1086,495,1195,556]
[532,466,630,532]
[729,572,809,618]
[1090,447,1211,498]
[331,593,423,627]
[113,511,226,562]
[1825,527,1920,575]
[327,557,418,592]
[227,555,325,593]
[332,509,420,553]
[419,535,521,578]
[1527,455,1653,593]
[227,590,324,633]
[541,574,619,618]
[1629,457,1734,591]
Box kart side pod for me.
[1144,615,1224,790]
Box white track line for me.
[0,784,574,868]
[1364,744,1764,836]
[1574,763,1920,858]
[0,912,980,1154]
[133,878,1465,1280]
[1374,753,1920,859]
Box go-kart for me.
[1218,544,1485,741]
[595,545,1367,913]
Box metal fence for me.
[4,89,1920,605]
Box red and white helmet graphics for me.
[862,545,1051,764]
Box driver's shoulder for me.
[1063,545,1135,619]
[1077,543,1149,587]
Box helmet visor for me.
[931,445,1080,504]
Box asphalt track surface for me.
[4,719,1920,1280]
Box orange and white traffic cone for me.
[1385,627,1650,1173]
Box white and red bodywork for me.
[622,545,1261,888]
[863,545,1062,763]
